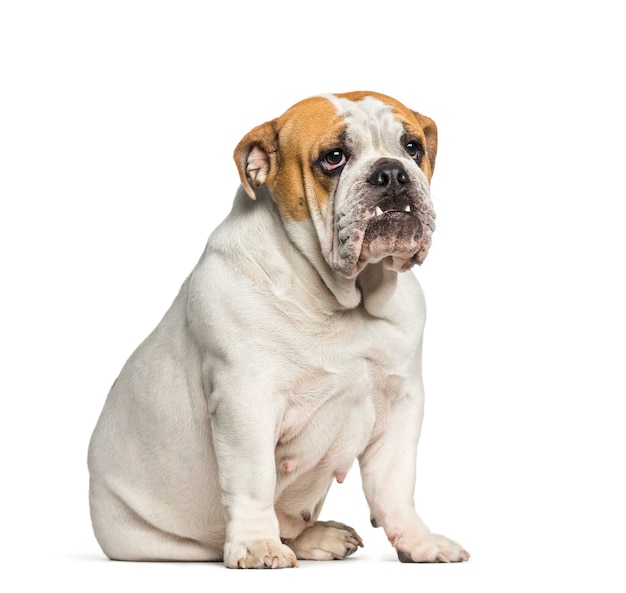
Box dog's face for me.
[234,91,437,279]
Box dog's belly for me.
[271,358,386,539]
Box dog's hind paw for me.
[285,520,364,560]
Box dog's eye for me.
[405,140,423,161]
[321,149,347,173]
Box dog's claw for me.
[286,520,363,561]
[436,553,451,563]
[226,539,298,568]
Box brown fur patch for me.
[271,97,345,222]
[234,96,346,222]
[233,92,437,222]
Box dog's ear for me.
[233,120,279,199]
[412,112,438,176]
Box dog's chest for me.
[274,317,412,483]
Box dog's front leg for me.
[359,389,470,563]
[210,394,298,569]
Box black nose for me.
[367,158,410,193]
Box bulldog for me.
[88,91,469,568]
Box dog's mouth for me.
[368,195,419,231]
[372,195,415,218]
[332,168,436,278]
[358,192,434,271]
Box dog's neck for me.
[224,186,402,317]
[277,205,402,317]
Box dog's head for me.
[234,91,437,281]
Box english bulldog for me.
[88,91,469,568]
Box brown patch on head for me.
[234,96,345,222]
[334,91,438,181]
[234,92,437,225]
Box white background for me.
[2,1,625,591]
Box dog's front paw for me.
[393,532,470,563]
[224,539,299,568]
[286,520,364,560]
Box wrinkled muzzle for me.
[334,158,436,278]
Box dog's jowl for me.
[88,91,469,568]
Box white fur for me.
[88,96,468,568]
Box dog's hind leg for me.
[89,480,223,562]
